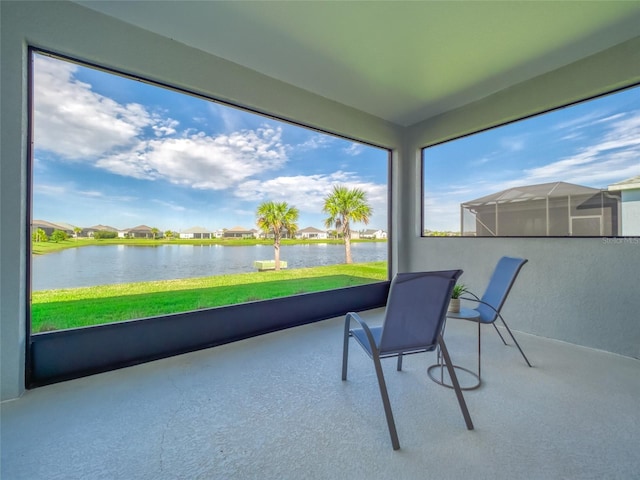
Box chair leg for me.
[342,317,351,381]
[477,320,482,383]
[438,335,474,430]
[397,353,403,371]
[498,316,532,368]
[372,354,400,450]
[492,322,508,345]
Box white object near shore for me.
[254,260,287,271]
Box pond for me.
[32,242,388,291]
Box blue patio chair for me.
[461,256,532,382]
[341,270,474,450]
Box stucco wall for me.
[399,237,639,359]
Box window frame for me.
[26,47,393,387]
[421,83,640,239]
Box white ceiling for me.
[77,1,640,127]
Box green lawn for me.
[31,262,388,332]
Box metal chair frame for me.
[462,291,533,372]
[427,257,532,391]
[341,271,474,450]
[456,257,533,387]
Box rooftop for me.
[3,309,638,479]
[608,175,640,191]
[463,181,603,207]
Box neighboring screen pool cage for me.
[461,182,621,237]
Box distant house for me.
[31,219,72,237]
[180,226,213,239]
[258,227,296,240]
[360,229,387,239]
[54,221,80,235]
[608,175,640,236]
[461,181,621,236]
[85,224,119,237]
[296,226,328,240]
[120,225,160,239]
[223,226,256,239]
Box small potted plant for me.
[448,283,468,313]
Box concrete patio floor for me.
[2,308,639,479]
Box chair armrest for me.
[460,290,481,303]
[345,312,379,354]
[459,292,501,322]
[460,292,494,311]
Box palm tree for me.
[256,201,299,271]
[323,185,372,264]
[73,226,82,241]
[32,227,48,243]
[151,227,159,240]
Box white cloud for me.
[232,208,256,217]
[152,199,187,212]
[77,190,104,198]
[234,170,387,226]
[560,132,584,142]
[555,111,627,142]
[468,140,524,167]
[34,55,375,199]
[208,103,244,132]
[553,111,624,132]
[34,184,67,196]
[469,155,492,167]
[33,55,153,159]
[500,136,525,152]
[344,143,364,156]
[32,56,298,192]
[521,111,640,187]
[296,134,334,151]
[458,110,640,199]
[35,182,137,202]
[424,197,464,232]
[152,118,179,137]
[97,126,288,189]
[553,111,603,131]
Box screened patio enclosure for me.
[461,182,621,237]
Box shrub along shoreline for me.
[31,261,388,332]
[32,237,385,255]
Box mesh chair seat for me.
[341,269,474,450]
[460,257,533,383]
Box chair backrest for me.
[477,257,528,323]
[378,270,462,355]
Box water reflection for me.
[32,243,387,290]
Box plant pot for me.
[448,298,460,313]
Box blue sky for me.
[424,84,640,231]
[32,53,640,234]
[32,53,389,232]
